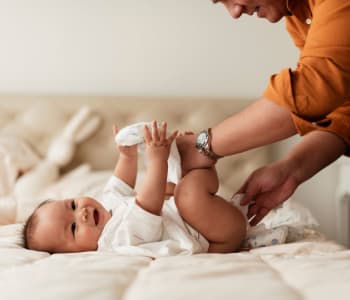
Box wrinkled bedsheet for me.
[0,232,349,300]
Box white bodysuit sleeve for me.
[103,175,136,197]
[100,175,136,210]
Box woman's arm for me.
[178,97,297,174]
[211,97,297,156]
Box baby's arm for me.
[136,121,178,215]
[113,125,138,189]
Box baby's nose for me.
[80,207,88,223]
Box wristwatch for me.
[195,128,222,160]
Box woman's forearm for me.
[211,97,297,156]
[284,130,348,184]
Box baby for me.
[23,121,248,256]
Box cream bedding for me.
[0,232,348,300]
[1,97,349,299]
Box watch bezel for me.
[196,130,209,149]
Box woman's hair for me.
[22,199,52,249]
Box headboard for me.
[0,96,272,201]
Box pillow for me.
[0,224,49,265]
[0,223,24,249]
[0,196,17,225]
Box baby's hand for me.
[144,120,178,162]
[113,125,138,158]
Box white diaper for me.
[115,122,182,184]
[229,194,288,249]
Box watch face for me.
[196,131,208,149]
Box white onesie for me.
[97,175,209,257]
[97,121,287,256]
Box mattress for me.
[0,231,349,300]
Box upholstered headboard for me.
[0,96,272,200]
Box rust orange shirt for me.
[263,0,350,147]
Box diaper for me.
[229,194,288,249]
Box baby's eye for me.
[71,200,76,210]
[71,223,76,236]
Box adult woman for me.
[179,0,350,225]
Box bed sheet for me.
[0,234,348,300]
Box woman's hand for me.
[238,159,299,226]
[238,130,347,226]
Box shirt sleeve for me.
[111,200,163,247]
[291,100,350,155]
[264,0,350,119]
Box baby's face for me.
[33,197,111,253]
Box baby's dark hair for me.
[23,199,52,250]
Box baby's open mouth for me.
[93,209,99,226]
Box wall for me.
[0,1,344,243]
[273,137,345,244]
[0,0,297,98]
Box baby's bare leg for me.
[174,168,246,253]
[176,134,215,175]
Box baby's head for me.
[23,197,111,253]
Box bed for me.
[0,96,349,300]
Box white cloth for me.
[97,176,209,257]
[115,121,182,184]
